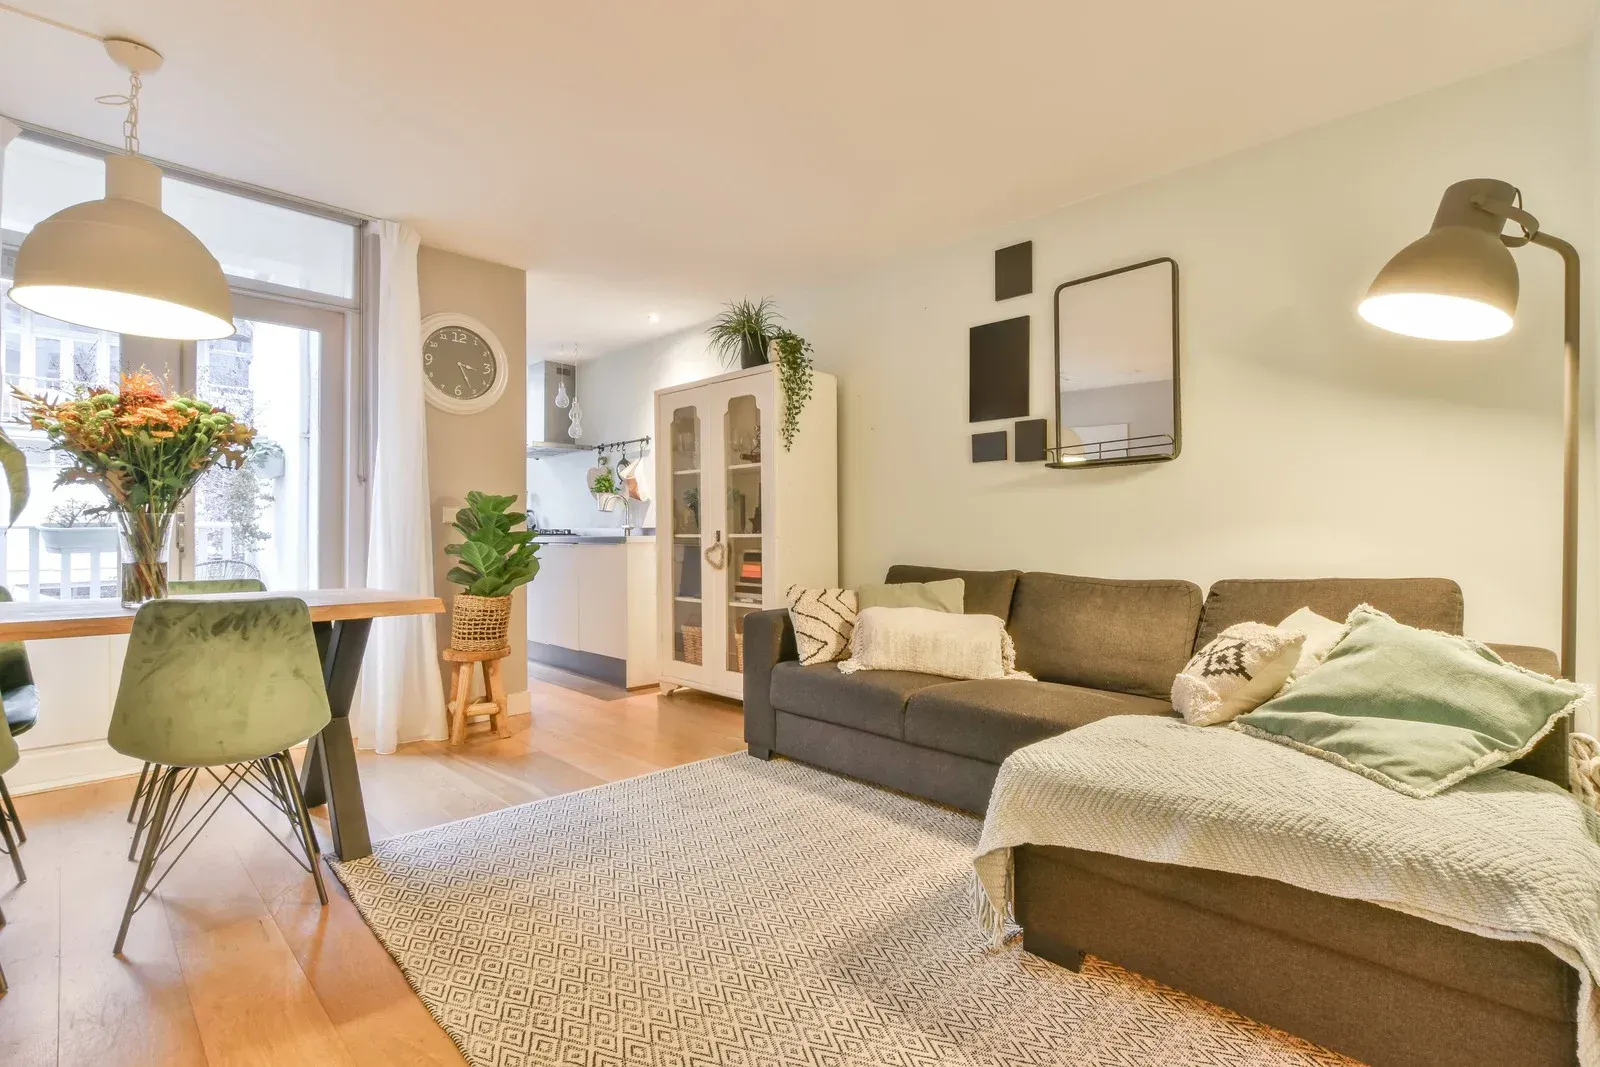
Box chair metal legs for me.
[0,776,22,885]
[115,751,328,955]
[126,761,153,823]
[0,774,24,845]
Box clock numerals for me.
[424,319,502,410]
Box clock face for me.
[424,326,498,402]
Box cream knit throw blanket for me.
[973,716,1600,1066]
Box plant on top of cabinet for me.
[707,297,781,370]
[445,491,541,652]
[770,328,814,451]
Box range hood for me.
[527,360,581,458]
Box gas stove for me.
[533,528,576,536]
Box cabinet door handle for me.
[704,531,727,571]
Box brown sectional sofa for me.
[741,567,1577,1067]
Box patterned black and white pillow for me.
[784,585,859,665]
[1172,622,1304,726]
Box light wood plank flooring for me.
[0,667,745,1066]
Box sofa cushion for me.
[1196,578,1464,649]
[884,566,1020,622]
[1007,572,1202,700]
[769,660,950,740]
[904,678,1172,764]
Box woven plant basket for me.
[681,625,702,666]
[733,632,744,673]
[451,594,512,652]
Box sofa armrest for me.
[1486,643,1570,791]
[742,609,797,757]
[1486,643,1560,677]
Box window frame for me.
[0,122,375,595]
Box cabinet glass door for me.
[722,391,765,674]
[667,405,703,667]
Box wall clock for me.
[421,312,509,414]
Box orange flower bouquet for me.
[14,372,256,605]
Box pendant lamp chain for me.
[95,69,143,155]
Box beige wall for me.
[783,47,1598,703]
[418,245,529,695]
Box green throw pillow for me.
[1233,605,1586,798]
[856,578,965,614]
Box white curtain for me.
[351,220,446,752]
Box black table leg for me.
[299,617,374,861]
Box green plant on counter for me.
[445,491,541,598]
[707,297,781,369]
[771,328,814,451]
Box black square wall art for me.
[969,315,1030,422]
[1015,418,1047,462]
[995,241,1033,300]
[971,430,1007,463]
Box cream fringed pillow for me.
[1173,622,1305,726]
[784,585,859,665]
[838,606,1031,680]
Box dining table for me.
[0,587,444,861]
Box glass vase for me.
[117,506,175,607]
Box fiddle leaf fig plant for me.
[445,490,540,598]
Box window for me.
[1,131,361,598]
[164,178,357,300]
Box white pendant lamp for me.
[9,38,234,340]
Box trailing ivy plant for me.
[771,328,814,451]
[445,491,541,598]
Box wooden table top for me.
[0,588,444,641]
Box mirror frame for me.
[1051,256,1181,468]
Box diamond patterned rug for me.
[330,753,1359,1066]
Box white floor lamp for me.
[1360,178,1579,679]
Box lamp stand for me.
[1530,232,1580,680]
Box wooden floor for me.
[0,667,745,1066]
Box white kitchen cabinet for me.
[527,539,658,688]
[655,363,837,700]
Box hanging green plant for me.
[771,328,814,452]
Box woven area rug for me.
[330,754,1357,1066]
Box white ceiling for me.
[0,1,1591,359]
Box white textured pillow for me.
[1278,606,1345,687]
[838,606,1031,680]
[785,585,859,665]
[1173,622,1305,726]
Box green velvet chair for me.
[126,577,268,842]
[0,586,36,847]
[0,717,22,886]
[0,718,16,997]
[109,596,330,956]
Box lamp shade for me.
[9,154,233,340]
[1358,178,1521,342]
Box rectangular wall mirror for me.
[1052,257,1179,467]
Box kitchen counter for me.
[535,534,656,545]
[527,537,657,688]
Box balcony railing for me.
[0,522,248,601]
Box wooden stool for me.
[442,647,511,745]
